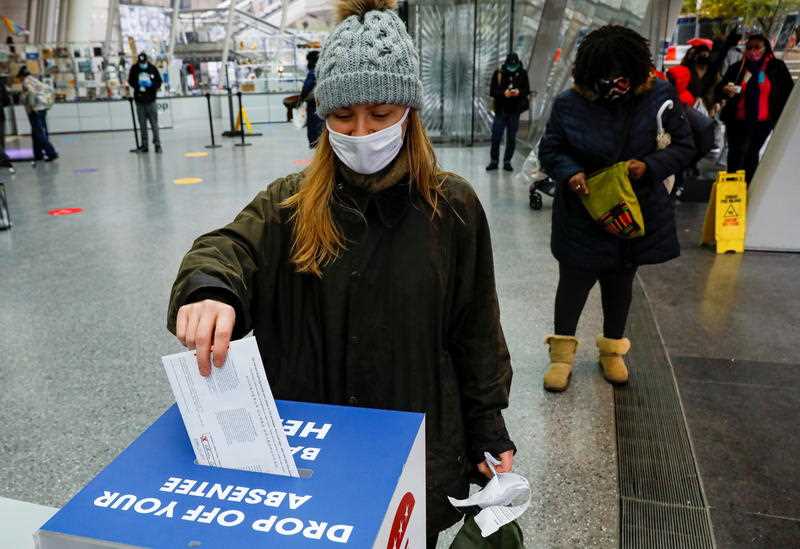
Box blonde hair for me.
[281,109,444,276]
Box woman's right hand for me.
[723,83,738,98]
[568,172,589,195]
[176,299,236,377]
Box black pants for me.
[490,111,520,164]
[554,263,637,340]
[726,120,772,184]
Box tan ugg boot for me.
[597,336,631,385]
[543,335,579,392]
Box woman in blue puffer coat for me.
[537,26,695,392]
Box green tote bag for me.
[450,516,525,549]
[581,161,645,239]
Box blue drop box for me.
[36,402,426,548]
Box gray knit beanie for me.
[315,0,422,117]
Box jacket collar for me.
[333,153,412,228]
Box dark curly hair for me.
[573,25,653,91]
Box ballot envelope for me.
[35,402,425,548]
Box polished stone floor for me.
[0,122,617,547]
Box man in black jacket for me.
[487,52,530,172]
[127,53,163,153]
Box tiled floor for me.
[639,201,800,547]
[0,121,617,547]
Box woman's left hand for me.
[477,450,514,479]
[627,159,647,180]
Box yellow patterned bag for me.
[581,161,645,239]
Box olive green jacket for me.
[167,157,515,532]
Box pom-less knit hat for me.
[315,0,422,117]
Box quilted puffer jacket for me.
[538,77,695,272]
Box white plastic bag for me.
[514,149,547,187]
[292,102,307,130]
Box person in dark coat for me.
[537,25,694,393]
[299,50,323,148]
[716,33,794,183]
[487,52,530,172]
[681,31,741,113]
[127,53,163,153]
[167,0,516,546]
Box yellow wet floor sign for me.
[701,170,747,253]
[234,106,254,133]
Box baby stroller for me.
[529,176,556,210]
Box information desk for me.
[12,99,174,135]
[36,402,426,548]
[11,91,295,136]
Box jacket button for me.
[348,396,358,405]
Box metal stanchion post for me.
[204,93,222,149]
[128,98,141,153]
[234,91,251,147]
[222,85,237,137]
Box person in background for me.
[298,50,323,148]
[667,65,696,107]
[537,25,694,393]
[0,76,14,173]
[127,53,163,153]
[681,33,738,113]
[717,33,794,183]
[19,66,58,163]
[713,29,744,77]
[681,41,716,111]
[167,0,515,544]
[487,52,530,172]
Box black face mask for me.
[594,76,631,101]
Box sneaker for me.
[486,163,498,171]
[137,146,149,153]
[8,167,15,174]
[155,145,162,154]
[503,163,513,172]
[45,154,59,162]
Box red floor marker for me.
[48,208,83,216]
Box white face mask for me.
[326,108,410,175]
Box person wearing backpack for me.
[19,66,58,163]
[127,53,163,153]
[487,52,530,172]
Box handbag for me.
[581,161,645,238]
[578,110,644,239]
[450,516,525,549]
